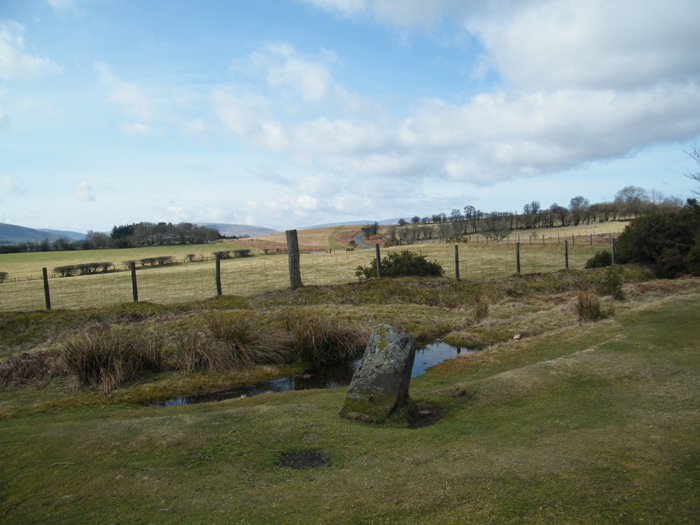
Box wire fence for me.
[0,237,612,312]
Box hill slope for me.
[0,223,78,245]
[197,223,278,238]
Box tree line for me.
[381,186,683,246]
[0,222,221,253]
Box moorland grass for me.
[0,274,697,523]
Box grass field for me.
[0,240,608,312]
[0,270,698,523]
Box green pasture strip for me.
[0,286,697,523]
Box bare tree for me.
[685,145,700,195]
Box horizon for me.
[2,0,699,233]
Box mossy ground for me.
[1,268,699,523]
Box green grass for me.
[0,275,698,523]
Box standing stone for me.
[339,324,416,423]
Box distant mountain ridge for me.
[0,223,86,245]
[197,223,279,238]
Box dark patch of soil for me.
[410,401,442,428]
[276,450,330,470]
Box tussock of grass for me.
[283,314,369,366]
[576,291,613,321]
[0,349,65,385]
[62,327,165,394]
[177,314,291,372]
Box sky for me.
[1,0,700,234]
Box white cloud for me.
[95,62,158,121]
[46,0,80,10]
[119,122,161,135]
[1,176,24,193]
[0,106,7,129]
[0,21,61,80]
[73,180,95,202]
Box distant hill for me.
[197,223,279,238]
[38,229,87,241]
[0,223,85,245]
[300,219,401,229]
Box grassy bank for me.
[1,269,698,523]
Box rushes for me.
[62,327,165,394]
[177,314,291,372]
[284,314,368,367]
[576,291,613,322]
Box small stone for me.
[418,410,431,416]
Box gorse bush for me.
[585,250,612,269]
[62,327,165,394]
[283,314,368,367]
[597,267,625,300]
[355,250,444,279]
[616,199,700,278]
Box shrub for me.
[585,250,612,269]
[284,315,368,367]
[616,199,700,278]
[0,271,7,283]
[597,267,625,300]
[355,250,444,279]
[576,291,613,322]
[62,328,164,394]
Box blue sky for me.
[1,0,700,233]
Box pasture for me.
[0,268,698,523]
[0,238,607,312]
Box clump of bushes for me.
[0,271,8,283]
[576,291,613,322]
[62,327,165,394]
[355,250,444,279]
[585,250,612,269]
[616,199,700,278]
[178,314,291,372]
[284,314,368,367]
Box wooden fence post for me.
[215,254,222,296]
[130,262,139,302]
[611,239,616,265]
[42,268,51,310]
[286,230,303,290]
[565,240,569,270]
[375,243,382,279]
[516,243,521,274]
[454,244,460,282]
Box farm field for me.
[0,240,607,312]
[0,270,698,523]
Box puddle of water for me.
[150,341,474,407]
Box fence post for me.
[130,262,139,302]
[454,244,460,282]
[375,243,382,279]
[572,235,575,247]
[516,243,521,274]
[42,267,51,310]
[590,233,593,246]
[611,239,616,265]
[286,229,303,290]
[215,254,222,296]
[565,240,569,269]
[542,235,545,246]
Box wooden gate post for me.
[516,243,521,274]
[286,230,303,290]
[565,240,569,270]
[375,243,382,279]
